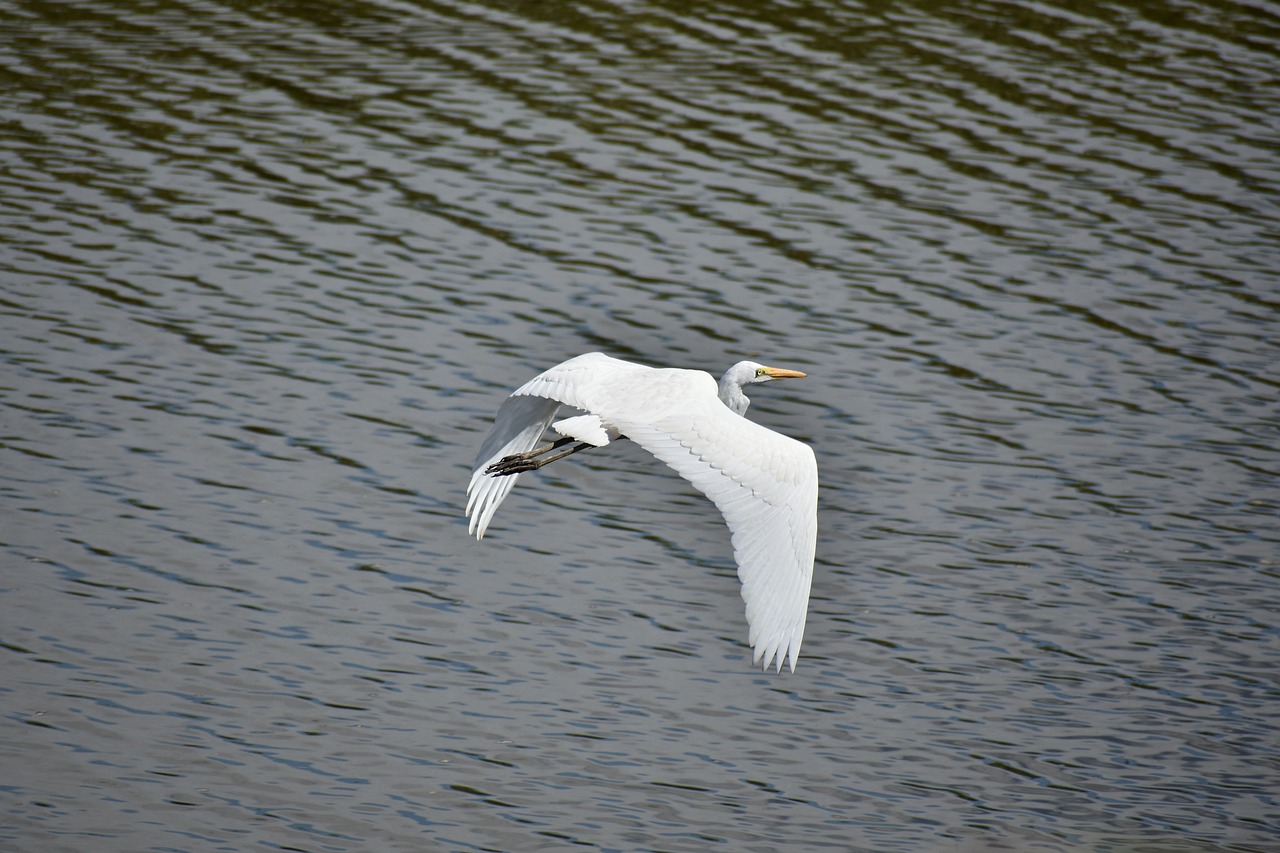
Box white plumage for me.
[465,352,818,673]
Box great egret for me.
[465,352,818,673]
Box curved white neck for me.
[718,376,750,417]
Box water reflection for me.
[2,0,1277,850]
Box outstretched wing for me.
[466,393,561,538]
[466,353,633,537]
[618,399,817,674]
[471,352,817,673]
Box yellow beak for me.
[761,367,807,379]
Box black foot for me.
[486,453,540,476]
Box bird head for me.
[735,362,808,385]
[719,361,807,416]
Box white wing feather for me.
[465,352,818,672]
[465,394,561,538]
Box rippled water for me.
[3,0,1278,850]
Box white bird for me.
[465,352,818,673]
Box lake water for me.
[2,1,1278,851]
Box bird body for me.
[466,352,817,672]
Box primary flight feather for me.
[465,352,818,672]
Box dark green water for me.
[2,1,1277,850]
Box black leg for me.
[485,437,594,476]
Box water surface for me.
[2,0,1278,850]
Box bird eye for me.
[755,367,768,377]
